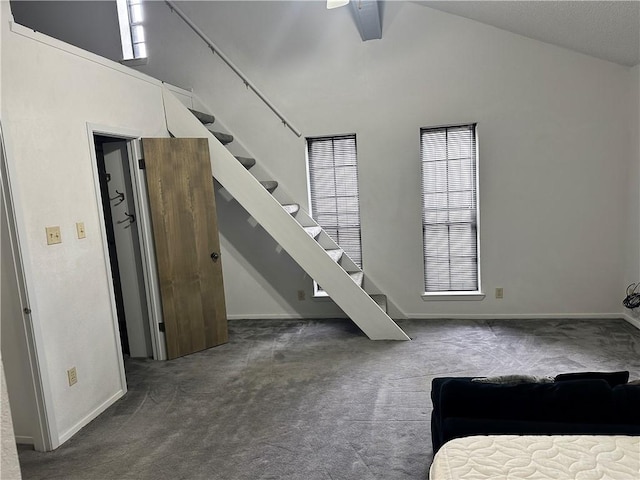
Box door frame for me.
[127,136,166,360]
[87,124,166,363]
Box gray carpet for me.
[18,318,640,480]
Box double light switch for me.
[46,223,87,245]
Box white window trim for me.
[120,57,149,67]
[420,122,482,295]
[116,0,134,60]
[421,291,485,301]
[305,142,326,299]
[312,290,331,299]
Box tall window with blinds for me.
[307,135,362,268]
[421,124,479,292]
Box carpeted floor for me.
[17,318,640,480]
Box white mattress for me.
[430,435,640,480]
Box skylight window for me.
[117,0,147,62]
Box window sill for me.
[421,292,485,301]
[313,290,331,300]
[120,57,149,67]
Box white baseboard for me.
[14,435,34,445]
[227,313,348,320]
[227,313,631,322]
[57,389,125,446]
[622,313,640,330]
[403,313,625,320]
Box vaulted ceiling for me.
[8,1,640,67]
[418,1,640,67]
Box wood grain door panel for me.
[142,138,227,359]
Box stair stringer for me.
[162,86,409,340]
[189,96,382,303]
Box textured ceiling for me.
[416,1,640,66]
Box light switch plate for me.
[67,367,77,386]
[76,222,86,239]
[46,226,62,245]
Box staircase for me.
[162,86,409,340]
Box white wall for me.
[135,1,635,319]
[140,2,348,320]
[635,65,640,281]
[2,9,169,447]
[626,65,640,323]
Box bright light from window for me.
[116,0,147,60]
[129,3,143,23]
[134,43,147,59]
[327,0,349,9]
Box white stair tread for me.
[282,204,300,215]
[349,271,364,286]
[326,249,343,262]
[304,226,322,238]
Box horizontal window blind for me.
[421,125,478,292]
[307,135,362,268]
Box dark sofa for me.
[431,372,640,453]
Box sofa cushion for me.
[439,378,614,424]
[555,371,629,387]
[472,375,554,384]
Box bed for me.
[429,435,640,480]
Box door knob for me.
[210,252,219,261]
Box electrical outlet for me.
[495,287,504,299]
[45,226,62,245]
[297,290,306,301]
[67,367,78,386]
[76,222,86,239]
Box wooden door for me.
[142,138,227,359]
